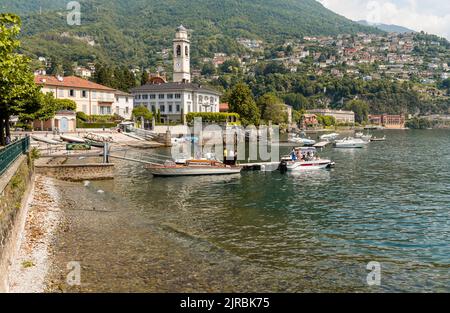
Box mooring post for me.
[103,142,109,163]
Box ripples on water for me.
[92,130,449,292]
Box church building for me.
[131,25,222,123]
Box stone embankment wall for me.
[0,155,34,292]
[35,163,114,181]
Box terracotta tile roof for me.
[35,75,116,91]
[219,103,229,112]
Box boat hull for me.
[60,135,85,143]
[286,160,332,171]
[147,166,242,177]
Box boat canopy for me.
[294,147,317,153]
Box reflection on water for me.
[52,130,450,292]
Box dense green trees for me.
[132,105,153,121]
[0,14,41,145]
[405,117,434,129]
[345,99,369,124]
[11,0,380,69]
[257,93,287,124]
[20,93,77,127]
[93,63,137,92]
[228,83,260,126]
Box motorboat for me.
[288,134,316,146]
[371,136,386,142]
[334,137,366,148]
[281,147,334,171]
[60,134,86,143]
[320,133,339,141]
[355,132,372,142]
[146,159,242,177]
[361,134,373,142]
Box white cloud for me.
[318,0,450,39]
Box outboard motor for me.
[279,160,288,173]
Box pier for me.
[240,161,281,171]
[313,141,332,149]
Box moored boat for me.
[320,133,339,141]
[281,147,334,171]
[371,136,386,142]
[146,159,242,177]
[334,137,366,148]
[31,135,60,145]
[60,134,86,143]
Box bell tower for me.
[173,25,191,83]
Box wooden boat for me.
[146,159,242,177]
[84,139,105,148]
[60,134,86,143]
[31,135,60,145]
[83,132,113,143]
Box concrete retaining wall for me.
[35,163,115,181]
[0,155,34,292]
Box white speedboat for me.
[60,134,86,143]
[282,147,334,171]
[289,133,316,146]
[146,160,242,177]
[361,134,373,142]
[320,133,339,141]
[371,136,386,142]
[334,137,366,148]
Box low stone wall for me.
[35,163,115,181]
[0,155,34,292]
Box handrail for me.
[0,136,30,176]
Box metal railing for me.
[0,136,30,176]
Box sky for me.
[318,0,450,40]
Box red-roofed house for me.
[219,103,229,112]
[34,75,124,117]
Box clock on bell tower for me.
[173,25,191,83]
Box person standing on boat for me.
[291,148,297,161]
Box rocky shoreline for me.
[8,175,62,293]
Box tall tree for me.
[257,93,287,124]
[141,71,148,86]
[228,82,260,126]
[0,14,41,145]
[345,99,369,124]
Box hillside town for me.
[28,28,450,131]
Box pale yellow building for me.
[34,75,117,116]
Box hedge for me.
[186,112,240,123]
[77,121,118,129]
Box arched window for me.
[185,46,189,57]
[176,45,181,57]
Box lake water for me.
[49,130,450,292]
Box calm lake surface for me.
[50,130,450,292]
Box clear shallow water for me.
[51,130,450,292]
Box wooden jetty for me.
[240,161,281,171]
[313,141,332,149]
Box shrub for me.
[76,111,89,122]
[77,121,118,129]
[186,112,240,124]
